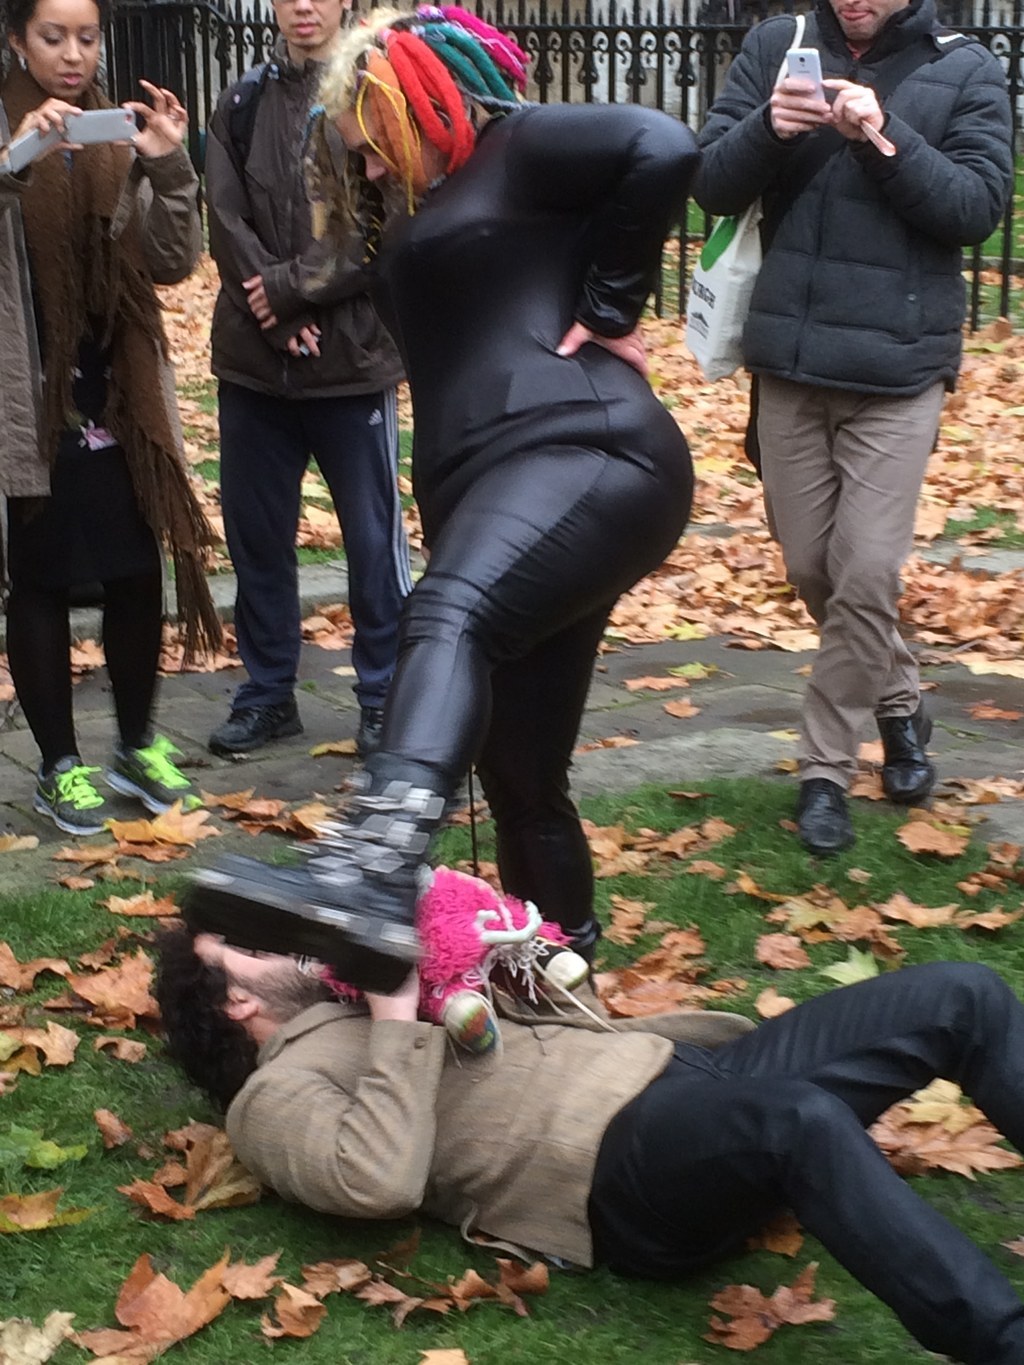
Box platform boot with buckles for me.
[183,758,452,994]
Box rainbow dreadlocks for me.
[315,6,528,216]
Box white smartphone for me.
[3,122,63,174]
[68,107,139,144]
[786,47,825,100]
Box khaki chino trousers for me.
[757,375,945,788]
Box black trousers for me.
[589,963,1024,1365]
[371,439,692,936]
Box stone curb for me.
[1,532,1017,653]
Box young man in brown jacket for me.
[157,926,1024,1364]
[205,0,410,760]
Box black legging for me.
[590,963,1024,1365]
[7,570,164,770]
[373,441,692,935]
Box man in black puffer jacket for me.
[693,0,1012,856]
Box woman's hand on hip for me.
[557,321,649,379]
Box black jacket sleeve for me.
[692,17,803,216]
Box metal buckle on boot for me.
[379,922,419,950]
[309,904,357,928]
[193,867,234,888]
[349,814,431,854]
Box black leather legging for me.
[369,440,692,936]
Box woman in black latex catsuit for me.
[186,7,699,993]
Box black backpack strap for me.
[225,61,276,175]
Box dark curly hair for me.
[154,926,260,1113]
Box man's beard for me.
[259,967,333,1022]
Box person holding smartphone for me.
[693,0,1013,856]
[0,0,220,835]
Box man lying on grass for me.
[156,924,1024,1365]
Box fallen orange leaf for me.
[100,892,178,917]
[0,1188,92,1233]
[624,674,690,691]
[746,1212,804,1257]
[755,934,811,971]
[874,892,958,928]
[967,700,1022,721]
[1,1023,79,1066]
[221,1252,283,1300]
[261,1284,327,1339]
[117,1178,196,1221]
[95,1109,134,1149]
[663,697,700,719]
[0,944,70,992]
[62,951,158,1029]
[301,1258,373,1297]
[705,1262,835,1351]
[605,895,652,946]
[897,821,969,858]
[95,1036,147,1063]
[755,987,796,1019]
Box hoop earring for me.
[16,51,27,71]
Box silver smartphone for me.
[2,107,138,175]
[3,122,63,174]
[786,47,825,100]
[69,107,139,144]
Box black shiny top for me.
[373,102,698,538]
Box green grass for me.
[178,378,219,415]
[295,547,347,566]
[191,458,220,483]
[3,777,1024,1361]
[944,505,1024,549]
[981,163,1024,263]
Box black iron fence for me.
[105,0,1023,325]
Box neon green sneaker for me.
[106,735,202,815]
[35,757,111,836]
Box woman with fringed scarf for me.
[0,0,220,836]
[186,6,698,993]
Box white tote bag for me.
[685,202,764,381]
[685,14,805,381]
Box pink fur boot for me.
[321,866,588,1054]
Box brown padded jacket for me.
[206,39,403,399]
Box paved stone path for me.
[2,545,1022,892]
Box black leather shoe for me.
[796,778,854,856]
[356,706,385,760]
[878,703,935,806]
[208,698,303,756]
